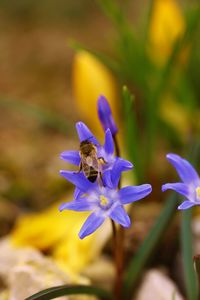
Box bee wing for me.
[82,162,91,177]
[92,157,99,170]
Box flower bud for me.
[97,95,118,136]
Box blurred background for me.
[0,0,200,299]
[0,0,109,214]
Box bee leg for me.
[98,157,107,164]
[97,172,104,186]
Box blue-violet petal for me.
[166,153,200,186]
[59,199,94,212]
[76,121,99,144]
[97,95,118,135]
[111,158,133,188]
[119,184,152,204]
[162,183,191,200]
[79,212,105,239]
[178,201,196,210]
[104,129,114,155]
[110,205,131,227]
[60,150,80,166]
[60,170,96,192]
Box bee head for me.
[80,140,96,156]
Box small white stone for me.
[0,238,70,300]
[135,269,184,300]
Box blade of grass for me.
[0,97,70,134]
[123,193,178,299]
[96,0,129,32]
[25,284,113,300]
[141,0,154,43]
[180,140,200,300]
[97,0,150,88]
[193,255,200,299]
[181,210,198,300]
[122,86,143,182]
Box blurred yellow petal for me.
[159,95,191,139]
[72,50,119,138]
[52,235,94,275]
[11,195,111,274]
[52,216,111,274]
[148,0,185,65]
[11,202,72,250]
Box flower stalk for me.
[111,134,125,300]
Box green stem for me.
[122,86,143,182]
[111,220,124,300]
[181,210,198,300]
[112,134,125,300]
[193,255,200,299]
[113,135,120,158]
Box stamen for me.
[100,195,109,206]
[196,187,200,198]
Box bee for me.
[79,140,105,183]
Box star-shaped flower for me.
[60,121,132,189]
[60,170,152,239]
[162,153,200,209]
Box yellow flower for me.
[11,197,111,274]
[148,0,185,65]
[72,50,119,138]
[159,95,191,140]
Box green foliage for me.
[122,86,143,181]
[181,210,198,300]
[123,193,178,298]
[0,97,70,134]
[25,284,113,300]
[193,255,200,299]
[92,2,200,299]
[95,0,200,172]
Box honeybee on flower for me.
[79,139,106,183]
[59,95,152,238]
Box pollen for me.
[196,187,200,198]
[100,195,109,206]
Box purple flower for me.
[60,121,132,188]
[162,153,200,210]
[59,171,152,239]
[97,95,118,136]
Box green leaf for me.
[123,193,178,299]
[193,254,200,299]
[97,0,150,88]
[122,86,143,182]
[181,210,198,300]
[96,0,128,31]
[0,97,70,134]
[140,0,154,44]
[25,284,114,300]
